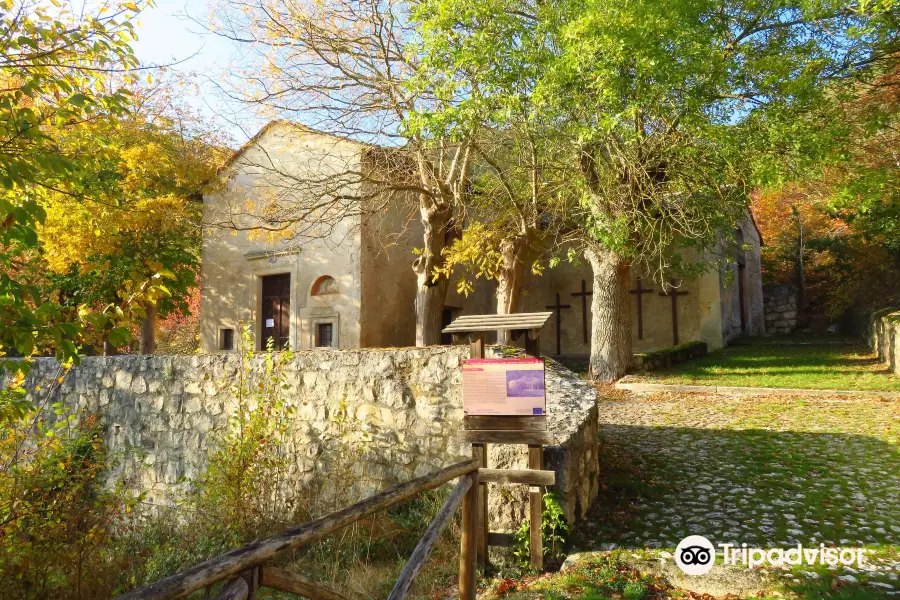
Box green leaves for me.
[0,0,143,363]
[414,0,897,279]
[106,327,133,348]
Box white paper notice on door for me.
[462,357,546,416]
[265,318,275,327]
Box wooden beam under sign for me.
[463,415,547,431]
[458,430,554,445]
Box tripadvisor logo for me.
[675,535,716,575]
[673,535,869,576]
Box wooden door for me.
[440,307,458,345]
[261,273,291,350]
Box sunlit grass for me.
[636,337,900,391]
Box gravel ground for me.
[571,391,900,597]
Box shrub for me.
[513,491,570,566]
[0,400,138,599]
[186,324,298,536]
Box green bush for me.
[634,340,707,371]
[0,401,138,599]
[513,491,570,565]
[186,324,299,536]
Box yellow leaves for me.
[40,190,193,274]
[435,221,505,286]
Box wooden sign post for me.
[442,313,555,576]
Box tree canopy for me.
[412,0,899,379]
[1,0,144,385]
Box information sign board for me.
[462,357,546,416]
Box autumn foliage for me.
[752,67,900,323]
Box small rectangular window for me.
[220,328,234,351]
[316,323,334,348]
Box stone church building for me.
[200,121,765,359]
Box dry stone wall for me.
[20,346,599,530]
[763,284,798,334]
[865,307,900,376]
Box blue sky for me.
[131,0,259,143]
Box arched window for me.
[311,275,338,296]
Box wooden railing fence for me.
[115,459,481,600]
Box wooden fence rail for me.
[115,459,479,600]
[387,474,473,600]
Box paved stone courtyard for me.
[572,391,900,595]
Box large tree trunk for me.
[585,244,632,382]
[496,236,528,345]
[414,199,458,346]
[139,303,157,355]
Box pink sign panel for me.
[462,357,546,416]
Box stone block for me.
[114,370,133,390]
[131,376,147,394]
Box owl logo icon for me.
[675,535,716,575]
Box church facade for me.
[200,121,764,359]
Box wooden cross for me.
[545,292,571,355]
[628,277,654,340]
[571,280,593,344]
[659,280,690,345]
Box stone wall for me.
[865,307,900,376]
[633,341,708,371]
[763,284,797,334]
[20,347,599,529]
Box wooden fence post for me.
[468,333,489,569]
[528,445,544,571]
[459,473,478,600]
[471,443,488,568]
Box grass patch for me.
[113,487,462,599]
[633,336,900,391]
[481,555,680,600]
[480,553,792,600]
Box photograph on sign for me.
[462,357,546,416]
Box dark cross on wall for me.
[659,279,690,345]
[571,280,593,344]
[545,292,571,356]
[628,277,654,340]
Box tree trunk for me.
[414,199,458,347]
[103,339,116,356]
[585,244,632,382]
[139,303,157,355]
[496,236,528,345]
[792,206,808,329]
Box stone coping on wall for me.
[483,346,598,443]
[484,346,600,528]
